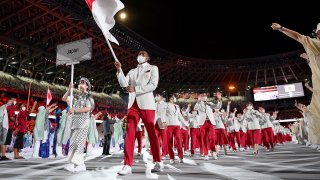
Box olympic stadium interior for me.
[0,0,313,119]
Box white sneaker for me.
[161,156,166,160]
[169,159,175,164]
[204,155,209,161]
[212,152,217,160]
[73,164,86,172]
[151,161,163,172]
[64,163,75,172]
[118,165,132,176]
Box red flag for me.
[85,0,124,45]
[47,87,52,105]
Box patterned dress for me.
[67,93,94,165]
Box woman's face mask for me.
[173,97,177,103]
[247,105,253,110]
[202,96,207,101]
[21,107,26,111]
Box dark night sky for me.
[118,0,319,60]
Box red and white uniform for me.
[243,109,262,147]
[260,113,276,149]
[117,62,161,166]
[180,108,190,152]
[238,116,248,148]
[227,113,241,150]
[162,102,185,160]
[188,112,201,155]
[214,113,229,147]
[155,100,168,158]
[194,100,222,156]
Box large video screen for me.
[253,82,304,101]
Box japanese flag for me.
[85,0,124,45]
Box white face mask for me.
[247,105,253,110]
[202,96,207,101]
[13,101,17,105]
[261,109,265,113]
[137,55,146,64]
[230,113,235,117]
[21,107,26,111]
[192,111,197,115]
[173,97,177,103]
[221,109,225,113]
[155,96,159,101]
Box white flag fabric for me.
[85,0,124,45]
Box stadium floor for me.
[0,143,319,180]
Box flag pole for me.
[26,82,32,111]
[70,64,74,108]
[106,39,128,87]
[106,39,119,62]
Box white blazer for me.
[214,113,225,129]
[194,101,222,126]
[155,101,167,129]
[188,113,200,128]
[117,63,159,110]
[226,116,240,132]
[243,109,262,130]
[161,103,184,126]
[260,113,276,129]
[238,117,248,132]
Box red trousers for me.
[215,128,229,146]
[200,120,216,155]
[155,123,168,157]
[135,130,143,153]
[124,101,161,166]
[247,129,261,147]
[261,127,274,149]
[276,133,283,144]
[190,128,201,154]
[239,130,247,148]
[229,131,241,150]
[167,126,183,160]
[180,129,189,151]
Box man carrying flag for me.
[85,0,164,175]
[115,50,163,175]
